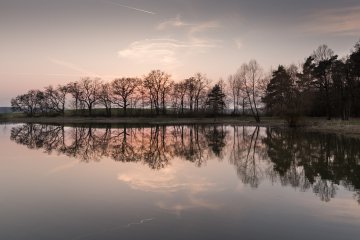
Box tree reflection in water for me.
[10,124,360,204]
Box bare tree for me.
[98,83,113,117]
[11,90,44,116]
[67,81,83,114]
[143,70,172,115]
[312,44,335,64]
[78,77,102,116]
[112,77,141,116]
[236,60,266,122]
[173,81,188,115]
[43,85,67,116]
[193,73,210,112]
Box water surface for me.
[1,124,360,240]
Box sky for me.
[0,0,359,106]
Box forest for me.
[10,40,360,126]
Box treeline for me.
[227,40,360,125]
[262,42,360,125]
[11,40,360,123]
[11,70,227,117]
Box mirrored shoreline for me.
[9,123,360,204]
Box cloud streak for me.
[156,15,193,30]
[104,1,156,15]
[303,6,360,35]
[157,16,220,33]
[118,16,221,69]
[118,38,218,68]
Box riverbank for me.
[0,115,284,127]
[1,115,360,137]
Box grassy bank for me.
[0,114,283,127]
[2,113,360,137]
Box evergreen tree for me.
[205,84,226,116]
[263,65,302,127]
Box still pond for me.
[0,124,359,239]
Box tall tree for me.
[205,84,226,116]
[143,70,172,115]
[263,65,302,126]
[311,45,338,120]
[193,73,209,111]
[236,60,266,122]
[78,77,102,116]
[112,77,141,116]
[11,90,44,116]
[347,40,360,117]
[173,81,188,115]
[98,83,113,117]
[43,85,67,116]
[67,81,83,114]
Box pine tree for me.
[205,84,226,116]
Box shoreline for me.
[1,116,360,137]
[0,116,285,126]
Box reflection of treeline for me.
[227,126,360,203]
[10,124,360,203]
[264,129,360,200]
[10,124,228,169]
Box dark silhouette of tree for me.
[263,65,304,126]
[11,89,44,116]
[172,81,188,115]
[78,77,102,116]
[67,81,83,114]
[205,84,226,116]
[311,45,338,120]
[143,70,173,115]
[111,77,141,116]
[347,40,360,117]
[43,85,67,116]
[235,60,266,122]
[98,83,113,117]
[193,73,209,112]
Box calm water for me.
[1,123,360,240]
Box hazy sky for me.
[0,0,359,106]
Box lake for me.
[1,123,360,240]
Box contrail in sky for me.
[104,1,156,15]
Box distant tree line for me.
[11,40,360,124]
[11,70,227,117]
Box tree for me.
[98,83,113,117]
[67,81,83,114]
[311,45,338,120]
[11,90,44,116]
[112,77,141,116]
[228,75,240,114]
[172,80,188,115]
[263,65,303,127]
[193,73,209,111]
[347,40,360,117]
[78,77,102,116]
[143,70,172,115]
[205,84,226,116]
[236,60,266,122]
[185,77,196,112]
[43,85,67,116]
